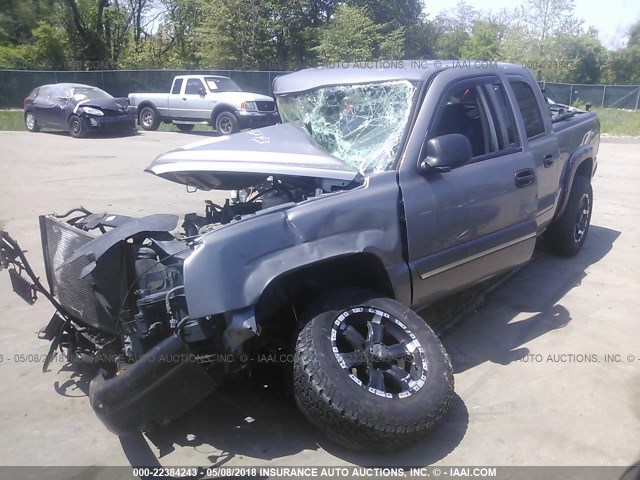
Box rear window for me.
[509,81,545,139]
[172,79,183,94]
[38,86,53,99]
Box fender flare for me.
[554,144,595,220]
[136,101,160,120]
[210,103,238,124]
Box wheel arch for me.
[255,252,396,332]
[210,103,237,124]
[137,101,160,120]
[555,147,595,220]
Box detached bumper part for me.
[89,335,216,435]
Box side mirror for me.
[198,87,206,97]
[419,133,473,173]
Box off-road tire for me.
[139,106,160,131]
[215,111,239,135]
[25,111,40,132]
[68,115,86,138]
[544,175,593,257]
[293,289,454,451]
[176,124,195,133]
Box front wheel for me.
[68,115,86,138]
[139,107,160,131]
[215,112,239,135]
[293,290,454,451]
[25,111,40,132]
[544,175,593,257]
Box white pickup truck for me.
[128,75,280,134]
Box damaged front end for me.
[0,209,228,434]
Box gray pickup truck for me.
[128,75,280,134]
[0,62,599,451]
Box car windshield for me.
[276,80,419,173]
[66,86,113,101]
[205,77,242,92]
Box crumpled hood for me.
[73,97,128,113]
[145,123,358,190]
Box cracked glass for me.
[276,80,419,173]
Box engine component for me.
[261,189,294,209]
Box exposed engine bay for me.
[182,175,320,236]
[0,174,354,434]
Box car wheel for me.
[215,112,239,135]
[544,175,593,257]
[176,124,194,133]
[68,115,86,138]
[139,107,160,131]
[293,289,454,452]
[25,111,40,132]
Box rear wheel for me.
[176,124,194,133]
[25,111,40,132]
[68,115,86,138]
[293,289,454,451]
[544,175,593,256]
[215,111,239,135]
[139,106,160,131]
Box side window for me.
[171,79,183,94]
[185,78,204,95]
[509,81,545,139]
[38,86,52,99]
[430,83,495,158]
[490,82,519,148]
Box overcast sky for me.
[423,0,640,49]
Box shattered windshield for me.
[276,80,418,173]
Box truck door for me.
[180,78,210,120]
[167,78,186,119]
[508,77,561,229]
[398,72,538,308]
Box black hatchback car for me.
[24,83,136,138]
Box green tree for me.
[346,0,422,30]
[461,20,501,60]
[431,2,477,58]
[627,19,640,48]
[314,4,379,62]
[23,21,69,69]
[602,46,640,84]
[516,0,583,58]
[0,0,56,45]
[403,17,439,59]
[542,33,606,83]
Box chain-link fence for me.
[541,81,640,110]
[0,70,289,108]
[1,70,639,110]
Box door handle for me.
[182,97,187,101]
[543,154,555,168]
[515,168,535,188]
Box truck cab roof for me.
[273,61,530,94]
